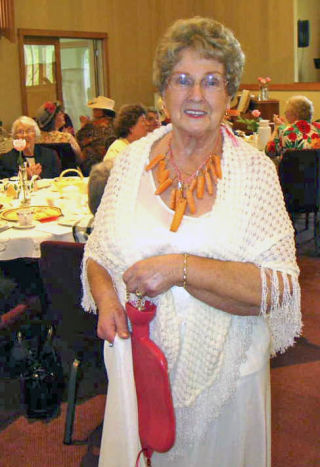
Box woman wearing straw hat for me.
[76,96,116,174]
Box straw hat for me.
[87,96,115,113]
[36,101,63,130]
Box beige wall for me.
[270,90,320,120]
[297,0,320,82]
[0,0,318,130]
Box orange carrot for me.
[204,170,213,195]
[170,198,187,232]
[159,159,166,170]
[208,160,218,185]
[159,168,170,184]
[155,177,173,195]
[145,154,165,171]
[186,189,196,214]
[196,172,205,199]
[212,155,222,179]
[157,160,166,183]
[175,188,183,205]
[189,178,197,192]
[169,188,176,210]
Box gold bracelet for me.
[183,253,189,289]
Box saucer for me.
[58,217,80,227]
[12,222,36,230]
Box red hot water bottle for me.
[126,299,176,463]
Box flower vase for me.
[18,164,31,206]
[258,85,269,101]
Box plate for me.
[0,206,62,222]
[36,180,51,189]
[58,217,80,227]
[0,220,9,232]
[12,222,36,230]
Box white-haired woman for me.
[0,116,60,179]
[82,17,301,467]
[266,95,320,158]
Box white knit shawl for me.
[81,124,301,454]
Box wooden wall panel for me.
[0,0,319,129]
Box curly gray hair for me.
[153,16,245,98]
[286,95,314,121]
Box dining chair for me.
[37,142,77,172]
[39,240,104,445]
[279,149,320,254]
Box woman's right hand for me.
[273,114,285,126]
[97,300,129,343]
[87,258,130,343]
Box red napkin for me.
[38,216,60,223]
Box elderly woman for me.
[35,101,83,164]
[82,17,301,467]
[0,116,60,179]
[103,104,147,163]
[72,160,112,243]
[265,95,320,158]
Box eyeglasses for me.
[168,72,227,93]
[15,128,36,136]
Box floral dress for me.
[265,120,320,157]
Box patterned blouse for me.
[265,120,320,157]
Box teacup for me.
[17,209,33,227]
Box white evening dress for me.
[82,125,301,467]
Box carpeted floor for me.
[0,396,106,467]
[0,213,319,466]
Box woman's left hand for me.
[123,254,182,298]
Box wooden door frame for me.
[18,29,110,115]
[23,37,63,107]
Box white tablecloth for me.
[0,179,90,260]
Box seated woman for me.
[76,97,116,175]
[0,116,60,179]
[35,101,83,165]
[265,95,320,158]
[103,103,148,163]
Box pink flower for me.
[257,76,271,85]
[13,138,26,152]
[251,109,261,118]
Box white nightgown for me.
[98,169,271,467]
[82,125,301,467]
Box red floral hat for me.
[35,101,62,130]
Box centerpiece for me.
[257,76,271,101]
[13,138,31,206]
[236,109,261,133]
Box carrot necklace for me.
[145,134,223,232]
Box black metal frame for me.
[279,149,320,254]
